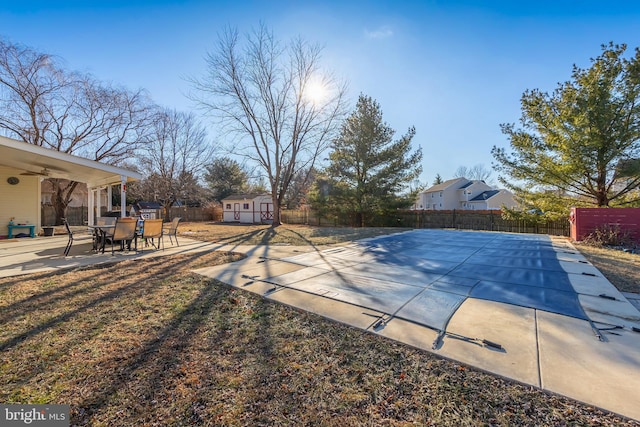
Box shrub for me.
[582,224,634,248]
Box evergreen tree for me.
[321,94,422,226]
[493,43,640,211]
[204,157,250,202]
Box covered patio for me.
[0,229,224,278]
[0,135,142,237]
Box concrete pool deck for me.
[193,229,640,421]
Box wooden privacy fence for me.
[45,205,570,237]
[281,209,571,236]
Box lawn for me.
[177,222,413,246]
[573,243,640,294]
[1,223,638,426]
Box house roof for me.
[0,135,142,188]
[423,177,469,193]
[469,190,500,201]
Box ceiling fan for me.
[20,168,51,177]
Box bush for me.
[582,224,634,248]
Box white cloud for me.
[364,26,393,39]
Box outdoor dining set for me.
[62,216,181,256]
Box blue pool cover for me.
[267,229,589,333]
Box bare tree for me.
[0,38,155,224]
[131,109,216,218]
[284,166,317,209]
[190,24,347,226]
[454,164,493,183]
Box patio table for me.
[87,224,114,252]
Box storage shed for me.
[131,201,163,219]
[222,194,273,224]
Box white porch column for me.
[107,185,113,211]
[120,176,128,217]
[96,188,102,221]
[88,188,95,225]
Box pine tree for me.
[323,94,422,226]
[493,43,640,210]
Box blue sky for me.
[2,0,640,186]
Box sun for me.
[304,79,327,104]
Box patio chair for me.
[103,217,138,255]
[62,218,73,257]
[163,217,181,246]
[96,216,116,226]
[140,219,164,252]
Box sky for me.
[2,0,640,186]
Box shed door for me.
[233,203,240,220]
[260,203,273,221]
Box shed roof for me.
[134,201,163,210]
[222,193,271,201]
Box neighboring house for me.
[612,158,640,194]
[414,177,517,211]
[222,194,274,224]
[465,189,517,210]
[41,179,109,207]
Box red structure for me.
[570,207,640,243]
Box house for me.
[0,135,141,237]
[222,194,274,224]
[41,179,109,207]
[415,177,517,211]
[465,189,517,210]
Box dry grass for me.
[177,222,411,246]
[573,243,640,293]
[1,251,636,426]
[1,224,639,425]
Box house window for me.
[431,193,434,198]
[243,203,250,210]
[226,204,231,209]
[439,191,443,197]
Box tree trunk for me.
[50,180,79,225]
[271,200,282,227]
[53,200,67,226]
[596,191,610,207]
[595,177,609,207]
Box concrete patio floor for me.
[0,232,218,278]
[1,229,639,421]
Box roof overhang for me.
[0,135,142,188]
